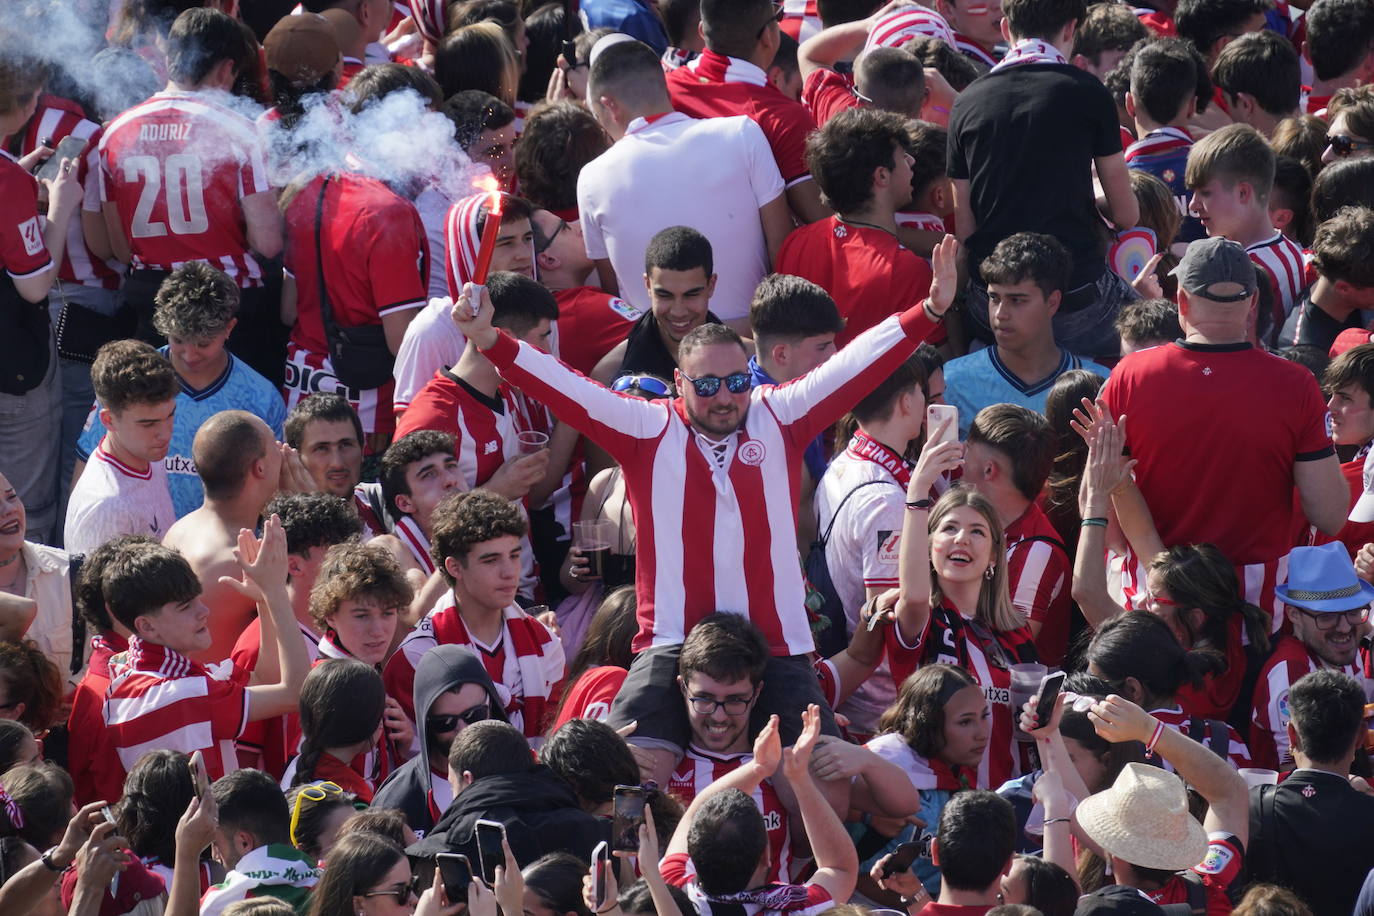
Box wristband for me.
[1044,817,1071,826]
[906,498,934,511]
[1080,517,1108,528]
[1145,719,1165,757]
[39,846,66,872]
[921,298,942,323]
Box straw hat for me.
[1075,763,1208,871]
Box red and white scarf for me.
[990,39,1067,72]
[846,432,913,488]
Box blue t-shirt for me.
[579,0,669,53]
[944,346,1110,438]
[77,350,287,517]
[1124,127,1205,244]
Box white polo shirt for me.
[576,111,785,322]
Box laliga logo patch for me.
[609,298,643,321]
[738,440,767,466]
[1197,843,1233,875]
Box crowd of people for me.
[4,0,1374,913]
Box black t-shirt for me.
[948,63,1123,290]
[618,309,721,380]
[1276,285,1364,352]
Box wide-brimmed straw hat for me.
[1075,763,1208,871]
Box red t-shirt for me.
[801,69,861,127]
[776,217,933,347]
[68,633,128,806]
[1147,833,1244,916]
[549,665,627,732]
[308,749,376,803]
[232,619,322,780]
[1175,615,1248,722]
[1303,457,1374,558]
[553,286,641,376]
[666,50,816,186]
[1100,341,1333,566]
[98,90,270,284]
[284,171,429,356]
[0,149,51,281]
[1004,503,1072,668]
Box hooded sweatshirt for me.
[372,644,508,838]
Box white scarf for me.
[990,39,1067,72]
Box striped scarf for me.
[198,844,320,916]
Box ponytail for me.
[1086,611,1224,701]
[291,658,386,788]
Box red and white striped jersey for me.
[232,620,320,780]
[864,8,957,50]
[483,305,942,656]
[780,0,821,41]
[1004,504,1071,667]
[954,33,998,67]
[392,515,437,575]
[669,746,793,882]
[394,369,526,486]
[1246,231,1308,326]
[1149,705,1253,770]
[1249,634,1370,769]
[383,593,565,739]
[103,637,249,782]
[1107,542,1289,637]
[98,90,271,285]
[7,95,120,290]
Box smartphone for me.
[437,853,473,899]
[1034,671,1067,728]
[100,805,117,827]
[612,785,646,852]
[35,135,88,182]
[475,819,506,885]
[927,404,959,445]
[881,841,924,878]
[189,750,211,799]
[561,39,578,69]
[591,841,609,910]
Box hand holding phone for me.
[926,404,959,445]
[437,853,473,899]
[591,841,609,909]
[611,785,646,852]
[189,750,211,799]
[475,819,506,885]
[35,135,87,182]
[1032,672,1067,732]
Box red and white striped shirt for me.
[954,33,998,67]
[780,0,821,41]
[103,637,249,782]
[1249,634,1370,769]
[392,515,437,575]
[1149,705,1253,770]
[484,305,942,656]
[669,746,793,882]
[98,90,271,285]
[1004,504,1071,668]
[395,370,529,485]
[383,593,565,739]
[1247,231,1308,328]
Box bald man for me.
[164,410,287,664]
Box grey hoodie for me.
[371,644,507,837]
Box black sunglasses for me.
[534,216,568,255]
[427,702,491,733]
[679,370,753,398]
[1328,134,1373,158]
[562,39,583,70]
[756,1,784,38]
[361,874,422,905]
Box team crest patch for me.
[1196,843,1233,875]
[834,224,848,238]
[608,297,643,321]
[738,440,766,466]
[1326,411,1336,440]
[877,530,900,563]
[18,217,43,257]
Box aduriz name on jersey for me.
[138,123,193,142]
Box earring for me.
[985,565,994,580]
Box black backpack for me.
[805,479,900,657]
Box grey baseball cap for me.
[1169,237,1257,302]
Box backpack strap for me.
[817,479,902,549]
[1176,869,1209,915]
[1186,717,1232,761]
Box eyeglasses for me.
[612,375,672,398]
[1327,134,1374,158]
[1147,593,1182,608]
[756,0,784,38]
[427,702,490,733]
[361,875,422,905]
[683,687,758,716]
[679,370,753,398]
[289,781,343,848]
[1298,606,1370,630]
[533,216,568,255]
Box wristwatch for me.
[39,846,68,871]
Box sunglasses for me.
[427,702,491,733]
[1327,134,1373,158]
[361,874,423,905]
[561,39,583,70]
[289,781,345,848]
[1298,606,1370,630]
[612,375,672,398]
[534,216,568,255]
[756,0,784,37]
[679,370,753,398]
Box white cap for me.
[1351,447,1374,523]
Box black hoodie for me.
[372,644,507,837]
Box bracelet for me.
[921,298,942,323]
[906,498,934,511]
[1080,517,1108,528]
[1145,719,1165,757]
[1044,817,1071,826]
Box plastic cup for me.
[1009,663,1049,740]
[517,430,550,454]
[1239,768,1279,787]
[573,519,614,578]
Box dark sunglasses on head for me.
[1328,134,1374,158]
[427,702,491,733]
[612,374,672,397]
[756,0,785,37]
[679,370,753,398]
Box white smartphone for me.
[591,840,609,909]
[927,403,959,444]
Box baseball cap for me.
[1330,327,1374,359]
[1169,237,1257,303]
[1074,886,1169,916]
[264,12,341,85]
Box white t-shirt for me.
[576,111,784,321]
[65,443,177,556]
[392,296,466,414]
[414,186,457,304]
[813,436,907,733]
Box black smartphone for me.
[1034,672,1067,727]
[881,841,924,878]
[475,819,506,884]
[561,39,578,69]
[591,841,609,909]
[612,785,646,852]
[437,853,473,899]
